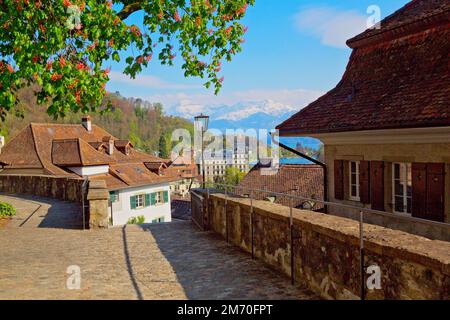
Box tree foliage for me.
[0,0,253,120]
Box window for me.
[154,191,168,205]
[392,163,412,215]
[135,194,144,208]
[349,161,360,201]
[109,191,119,203]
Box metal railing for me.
[191,181,450,300]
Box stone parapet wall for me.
[0,174,85,203]
[194,190,450,300]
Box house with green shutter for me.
[0,116,180,226]
[110,183,172,226]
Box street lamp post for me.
[194,113,209,189]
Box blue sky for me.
[107,0,409,120]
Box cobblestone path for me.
[0,194,318,300]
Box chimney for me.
[81,115,92,132]
[108,139,114,155]
[102,136,114,155]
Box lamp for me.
[194,113,209,188]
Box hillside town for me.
[0,0,448,305]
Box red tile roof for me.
[237,164,324,209]
[277,1,450,136]
[347,0,450,48]
[52,139,111,166]
[0,122,178,190]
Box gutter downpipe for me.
[270,133,328,214]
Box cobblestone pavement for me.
[0,194,318,300]
[0,194,83,229]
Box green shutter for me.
[163,191,169,203]
[130,195,136,210]
[145,193,151,207]
[150,192,156,205]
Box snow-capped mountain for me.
[172,99,301,131]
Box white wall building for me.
[109,183,171,226]
[200,149,251,181]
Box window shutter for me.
[359,161,370,204]
[370,161,384,211]
[130,195,136,210]
[426,163,445,222]
[412,163,427,219]
[145,193,151,207]
[334,160,344,200]
[150,192,156,205]
[163,191,169,203]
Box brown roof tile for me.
[347,0,450,48]
[52,139,111,166]
[237,164,324,209]
[0,122,179,189]
[277,10,449,136]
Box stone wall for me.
[87,180,109,229]
[0,174,85,203]
[193,190,450,300]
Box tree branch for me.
[117,2,143,20]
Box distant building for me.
[237,161,324,210]
[199,148,251,182]
[277,1,450,223]
[167,150,200,197]
[0,116,179,226]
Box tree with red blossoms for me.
[0,0,253,120]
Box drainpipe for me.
[270,133,328,213]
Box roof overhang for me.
[297,126,450,145]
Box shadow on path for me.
[0,193,83,230]
[136,222,317,300]
[121,225,144,300]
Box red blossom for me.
[145,54,153,62]
[174,11,181,22]
[218,76,224,83]
[75,90,81,104]
[63,0,71,7]
[136,56,144,64]
[59,56,67,67]
[51,73,62,81]
[157,11,164,20]
[7,64,14,73]
[76,62,85,70]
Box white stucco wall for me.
[109,183,172,226]
[68,165,109,176]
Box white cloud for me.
[109,71,200,90]
[293,6,368,48]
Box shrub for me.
[127,215,145,225]
[0,201,16,218]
